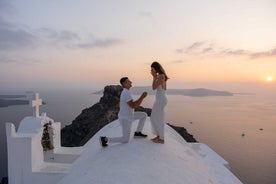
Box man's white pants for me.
[108,112,147,143]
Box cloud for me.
[176,41,211,54]
[250,48,276,59]
[0,5,36,51]
[0,56,17,63]
[36,28,80,42]
[0,1,122,51]
[177,41,276,60]
[187,41,205,50]
[0,1,38,64]
[222,49,248,56]
[77,38,123,49]
[202,47,213,53]
[35,28,123,49]
[0,56,40,64]
[0,20,123,51]
[175,48,184,53]
[221,48,276,59]
[0,24,36,50]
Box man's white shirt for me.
[118,88,134,121]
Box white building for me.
[6,93,242,184]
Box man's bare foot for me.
[157,139,164,144]
[152,138,164,144]
[151,136,159,141]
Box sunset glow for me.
[0,0,275,92]
[266,76,273,82]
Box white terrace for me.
[6,93,242,184]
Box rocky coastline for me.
[61,85,196,147]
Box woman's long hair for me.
[151,61,169,81]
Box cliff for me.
[61,85,196,147]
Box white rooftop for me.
[58,118,242,184]
[6,93,242,184]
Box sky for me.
[0,0,275,92]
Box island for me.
[94,86,233,97]
[0,94,45,108]
[0,99,29,108]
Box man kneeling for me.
[100,77,148,147]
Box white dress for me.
[150,85,167,139]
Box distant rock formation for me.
[0,94,46,108]
[0,95,26,98]
[61,85,196,147]
[167,88,233,97]
[94,86,233,97]
[0,99,29,107]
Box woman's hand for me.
[151,70,157,78]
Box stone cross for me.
[31,93,42,117]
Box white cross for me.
[31,93,42,118]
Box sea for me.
[0,88,275,184]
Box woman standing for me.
[150,61,169,144]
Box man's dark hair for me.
[120,77,128,85]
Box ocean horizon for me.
[0,88,276,184]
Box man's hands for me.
[141,91,147,99]
[128,91,148,109]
